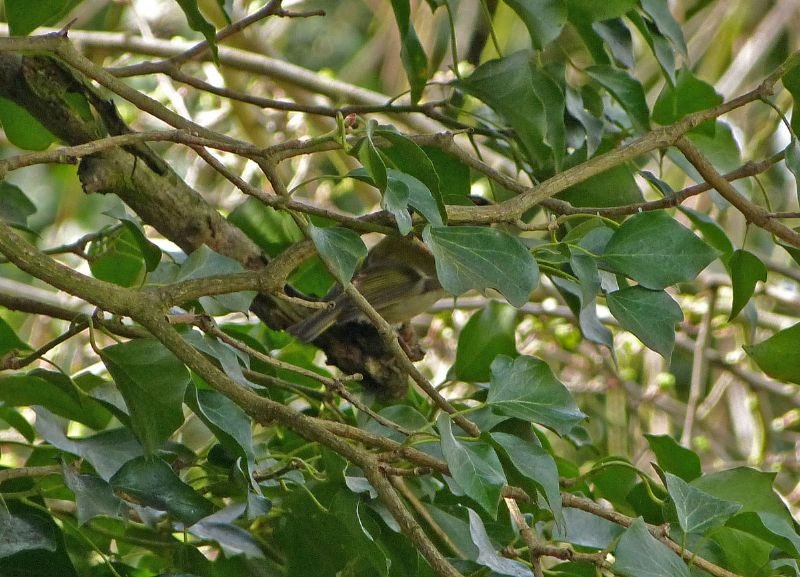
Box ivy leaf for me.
[665,473,741,535]
[383,176,413,235]
[487,355,586,435]
[423,225,538,307]
[653,68,722,130]
[602,211,719,289]
[62,464,125,525]
[0,506,57,558]
[607,286,683,358]
[358,120,388,191]
[0,182,36,230]
[644,434,701,482]
[437,414,506,518]
[615,517,690,577]
[110,456,214,525]
[389,0,428,103]
[566,0,638,22]
[491,432,563,526]
[744,322,800,384]
[175,0,219,64]
[186,385,255,463]
[467,509,531,576]
[452,301,518,383]
[728,249,767,320]
[785,140,800,205]
[175,245,257,313]
[88,226,148,288]
[677,206,734,259]
[640,0,688,59]
[0,96,57,151]
[4,0,83,35]
[586,65,650,132]
[307,224,368,286]
[503,0,567,49]
[99,340,190,455]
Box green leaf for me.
[606,286,683,358]
[457,51,552,167]
[530,66,567,171]
[644,434,701,482]
[103,206,162,272]
[452,301,518,382]
[364,405,429,443]
[437,414,506,517]
[706,527,773,577]
[602,211,719,289]
[503,0,567,49]
[467,508,531,576]
[728,249,767,320]
[110,456,214,525]
[421,146,471,206]
[389,0,428,103]
[566,248,614,350]
[783,64,800,136]
[0,182,36,229]
[557,163,643,207]
[490,432,563,525]
[487,355,586,435]
[0,370,111,430]
[586,66,650,132]
[307,224,368,286]
[627,12,675,85]
[665,472,741,535]
[0,96,57,151]
[552,507,624,549]
[62,464,125,525]
[744,322,800,384]
[188,504,265,559]
[382,176,413,235]
[0,507,57,558]
[640,0,688,59]
[358,120,388,191]
[785,140,800,205]
[614,517,690,577]
[677,206,734,259]
[653,68,722,128]
[186,386,255,463]
[100,340,190,455]
[4,0,83,35]
[566,0,637,22]
[88,226,148,287]
[423,225,538,307]
[175,245,257,313]
[0,317,30,357]
[175,0,219,64]
[228,198,304,257]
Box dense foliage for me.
[0,1,799,576]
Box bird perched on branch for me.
[287,235,445,342]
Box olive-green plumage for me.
[288,236,445,342]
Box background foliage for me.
[0,1,800,577]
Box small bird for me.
[287,235,445,342]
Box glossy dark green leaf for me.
[653,68,722,128]
[467,508,531,576]
[783,64,800,136]
[0,182,36,229]
[100,339,190,455]
[103,206,162,272]
[504,0,566,49]
[423,225,538,307]
[175,245,257,314]
[586,65,650,132]
[614,517,690,577]
[457,51,551,167]
[785,140,800,205]
[0,502,76,576]
[0,96,57,151]
[389,0,428,103]
[607,286,683,358]
[0,506,57,558]
[530,66,567,171]
[364,405,429,443]
[307,224,368,286]
[644,434,701,482]
[0,370,110,429]
[175,0,219,63]
[665,473,740,535]
[490,432,563,524]
[552,507,623,548]
[0,406,35,443]
[567,248,614,350]
[677,206,734,259]
[359,120,388,191]
[594,19,633,68]
[557,163,643,207]
[62,464,125,525]
[565,87,603,157]
[0,317,29,357]
[706,527,773,577]
[627,12,675,84]
[110,456,214,525]
[382,176,413,235]
[452,301,518,382]
[186,386,255,462]
[421,145,471,206]
[487,355,586,435]
[438,414,506,517]
[228,198,304,257]
[744,323,800,384]
[188,504,264,559]
[728,249,767,320]
[602,211,719,289]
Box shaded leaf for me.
[389,0,428,103]
[438,414,506,517]
[552,507,624,549]
[566,0,637,22]
[644,434,701,482]
[358,119,388,191]
[653,68,722,128]
[586,65,650,132]
[0,507,57,558]
[487,355,586,435]
[4,0,83,35]
[467,509,531,576]
[665,472,740,535]
[110,456,214,525]
[62,464,125,525]
[186,386,255,463]
[785,140,800,205]
[602,211,719,289]
[0,96,57,151]
[504,0,567,49]
[728,249,767,320]
[175,0,219,63]
[614,517,690,577]
[607,286,683,358]
[640,0,688,58]
[452,301,518,382]
[100,340,190,455]
[423,225,538,307]
[175,245,257,314]
[189,504,264,559]
[677,206,734,259]
[0,182,36,229]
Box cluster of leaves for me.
[0,1,799,577]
